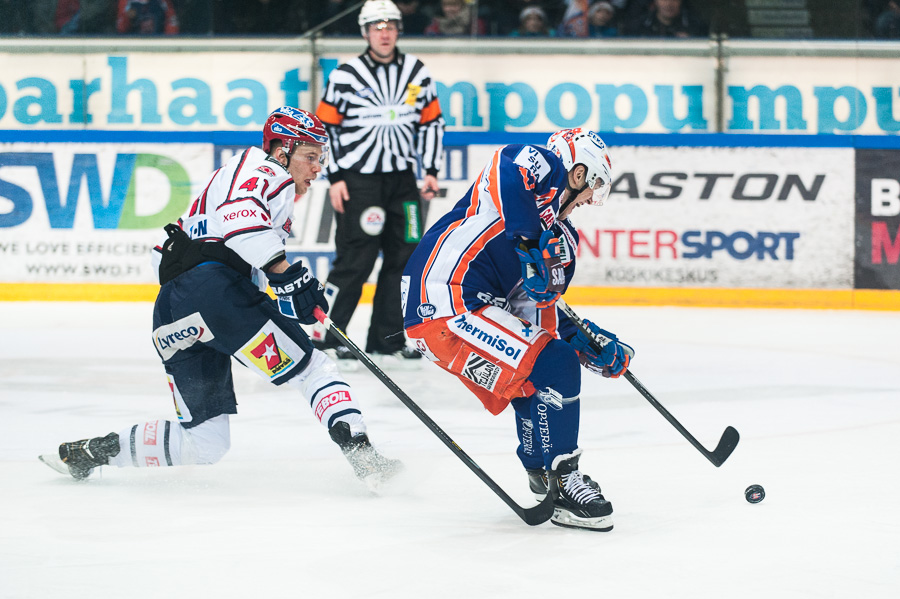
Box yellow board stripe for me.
[0,283,897,311]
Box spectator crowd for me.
[1,0,898,40]
[0,0,707,38]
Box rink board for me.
[1,136,898,309]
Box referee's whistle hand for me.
[421,175,440,201]
[329,181,350,214]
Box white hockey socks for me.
[110,415,231,468]
[288,349,367,435]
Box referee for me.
[315,0,444,362]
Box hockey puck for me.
[745,484,765,503]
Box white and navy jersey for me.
[152,146,296,286]
[316,50,444,179]
[402,144,580,339]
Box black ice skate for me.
[38,433,120,480]
[334,346,357,361]
[369,346,423,371]
[527,468,549,501]
[548,450,613,532]
[329,422,403,489]
[527,466,603,501]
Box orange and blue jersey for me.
[402,143,580,337]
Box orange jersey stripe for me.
[419,98,442,124]
[466,150,500,218]
[537,303,559,337]
[485,152,505,217]
[419,218,466,311]
[316,101,343,126]
[448,219,506,312]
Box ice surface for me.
[1,302,899,598]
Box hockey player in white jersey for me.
[40,106,401,487]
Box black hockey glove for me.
[267,262,329,325]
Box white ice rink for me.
[1,301,899,599]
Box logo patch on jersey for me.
[255,165,277,177]
[187,219,209,239]
[405,83,422,106]
[451,313,527,367]
[462,353,501,392]
[236,321,306,380]
[314,390,352,422]
[243,332,294,377]
[476,291,507,308]
[282,217,292,235]
[153,313,215,361]
[143,422,158,446]
[557,231,572,264]
[220,199,271,228]
[539,206,555,230]
[167,375,192,423]
[514,146,551,185]
[360,207,386,236]
[417,303,437,318]
[414,338,439,362]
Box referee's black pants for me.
[325,169,421,354]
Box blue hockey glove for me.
[515,230,566,308]
[267,261,329,325]
[568,319,634,378]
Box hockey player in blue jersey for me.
[402,128,634,531]
[40,107,401,488]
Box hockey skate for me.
[38,433,120,480]
[547,451,613,532]
[322,346,361,372]
[369,346,423,371]
[527,466,603,501]
[329,422,403,489]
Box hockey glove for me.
[515,230,566,308]
[267,261,329,325]
[568,319,634,378]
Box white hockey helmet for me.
[546,128,612,205]
[358,0,403,35]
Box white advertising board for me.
[445,144,855,289]
[3,46,900,134]
[0,142,213,283]
[724,56,900,135]
[0,141,857,289]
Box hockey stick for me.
[556,299,740,467]
[313,308,555,526]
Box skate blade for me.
[38,454,98,480]
[38,453,70,475]
[361,461,405,493]
[551,508,614,532]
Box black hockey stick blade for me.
[709,426,740,467]
[520,492,556,525]
[313,308,554,526]
[557,299,740,467]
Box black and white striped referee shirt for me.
[316,50,444,183]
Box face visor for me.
[589,176,611,206]
[290,143,329,169]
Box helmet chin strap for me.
[271,146,291,170]
[560,178,589,217]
